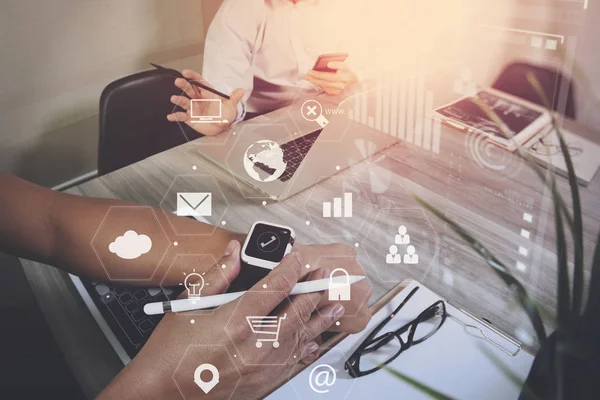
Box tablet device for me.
[434,88,551,151]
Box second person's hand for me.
[295,243,372,333]
[304,61,358,96]
[167,69,245,137]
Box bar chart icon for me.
[323,193,353,218]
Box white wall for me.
[0,0,207,187]
[1,0,596,188]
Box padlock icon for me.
[328,268,351,301]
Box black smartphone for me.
[312,53,349,73]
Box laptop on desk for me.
[195,87,399,200]
[69,85,402,365]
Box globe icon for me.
[243,140,287,182]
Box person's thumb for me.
[198,240,241,296]
[230,88,245,104]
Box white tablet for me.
[434,88,551,151]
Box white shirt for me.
[202,0,364,121]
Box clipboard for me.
[265,280,534,400]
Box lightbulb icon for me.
[183,269,205,299]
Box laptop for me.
[190,98,229,124]
[70,84,401,364]
[195,86,399,200]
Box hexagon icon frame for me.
[224,123,304,200]
[90,206,171,282]
[301,173,375,240]
[172,344,241,400]
[159,174,231,236]
[159,253,232,316]
[224,290,308,367]
[362,207,441,284]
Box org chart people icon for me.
[403,245,419,265]
[386,245,401,265]
[395,225,410,245]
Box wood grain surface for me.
[20,104,600,398]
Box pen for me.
[144,275,365,315]
[150,62,231,100]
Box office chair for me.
[98,69,201,176]
[492,61,576,119]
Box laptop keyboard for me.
[83,280,183,358]
[256,129,323,182]
[80,130,319,359]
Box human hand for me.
[99,241,344,400]
[304,62,358,96]
[167,69,245,136]
[294,243,372,333]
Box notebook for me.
[267,281,534,400]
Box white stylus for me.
[143,275,365,315]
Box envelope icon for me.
[177,192,212,217]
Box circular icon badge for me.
[301,99,329,127]
[243,140,287,182]
[256,231,281,253]
[309,364,337,394]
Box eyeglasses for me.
[344,286,447,378]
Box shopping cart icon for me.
[246,313,287,348]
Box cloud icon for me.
[109,230,153,260]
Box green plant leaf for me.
[551,193,569,400]
[526,72,584,317]
[478,345,541,400]
[472,92,577,329]
[470,97,574,232]
[415,196,547,343]
[551,164,571,328]
[584,230,600,317]
[383,367,456,400]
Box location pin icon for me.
[194,364,220,394]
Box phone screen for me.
[313,53,348,73]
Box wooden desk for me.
[20,106,600,398]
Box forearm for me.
[47,192,244,283]
[96,350,170,400]
[0,173,244,284]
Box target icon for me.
[465,131,524,180]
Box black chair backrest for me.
[98,69,200,176]
[492,62,576,119]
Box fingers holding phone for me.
[305,53,358,96]
[167,69,245,137]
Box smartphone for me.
[312,53,348,73]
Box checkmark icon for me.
[176,192,212,217]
